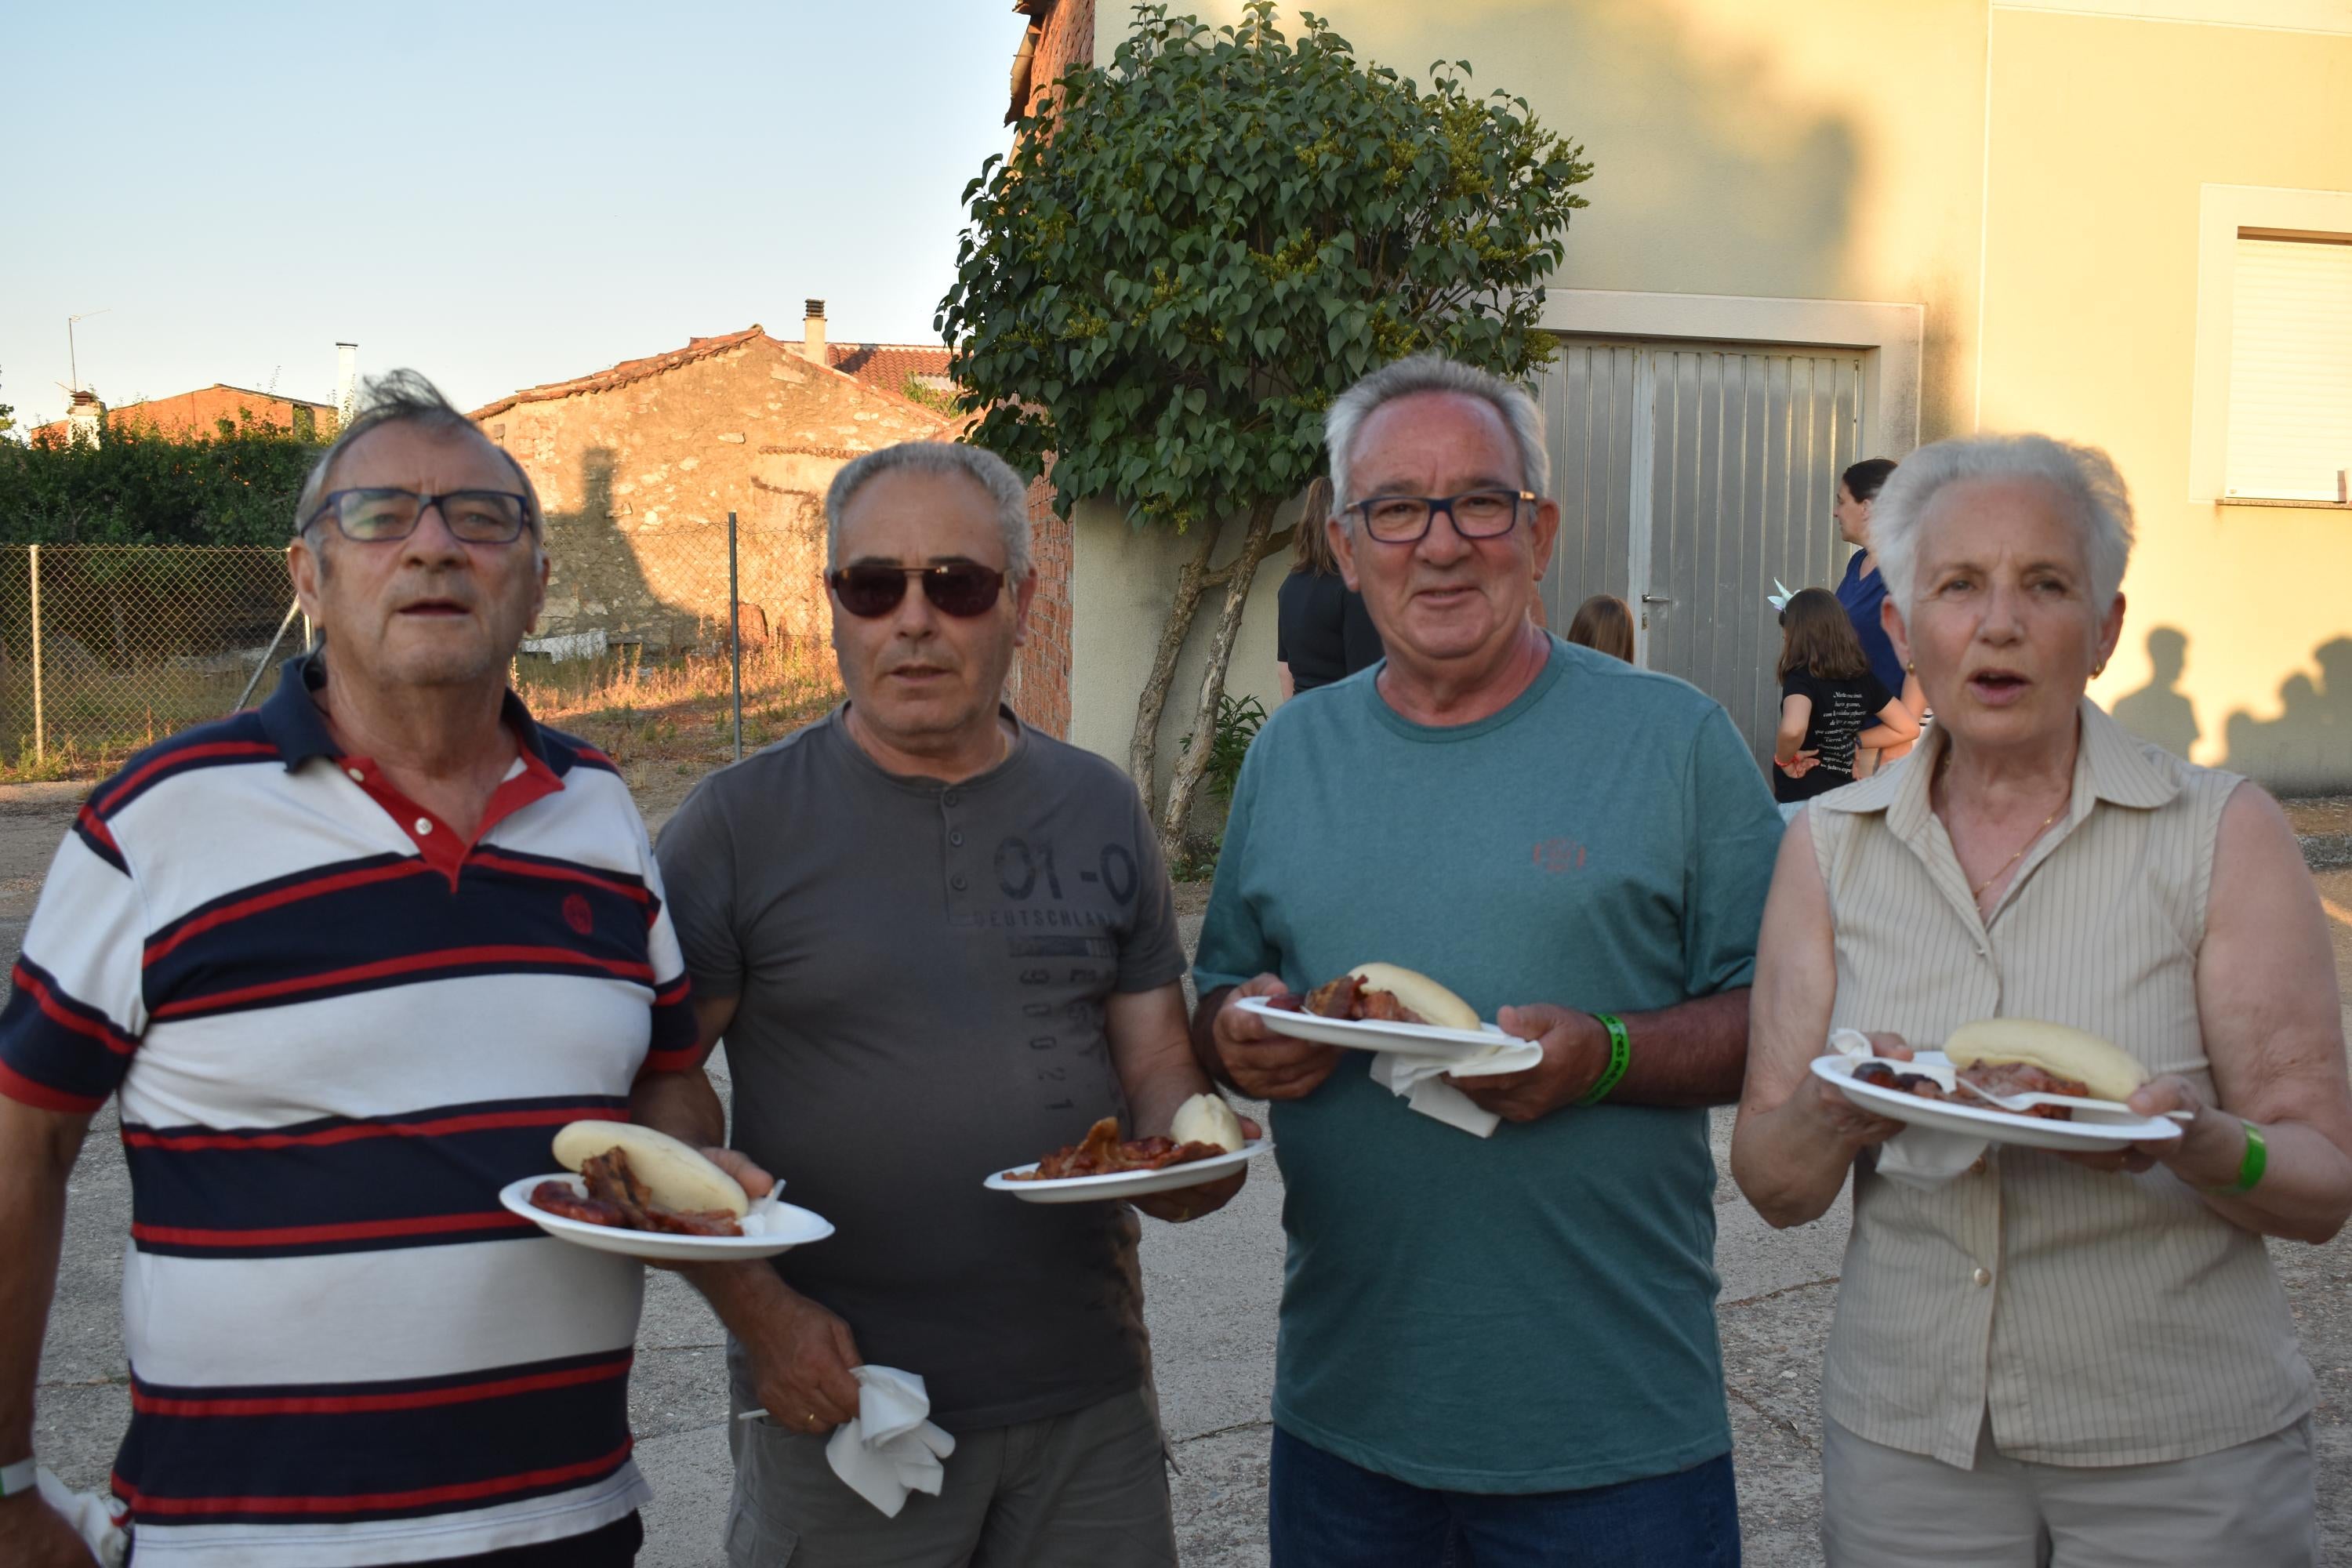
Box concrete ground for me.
[13,775,2352,1566]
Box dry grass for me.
[0,662,265,782]
[0,639,841,796]
[514,639,842,774]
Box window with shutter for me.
[2225,235,2352,504]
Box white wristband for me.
[0,1456,35,1497]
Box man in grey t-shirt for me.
[647,441,1249,1568]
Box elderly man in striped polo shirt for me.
[0,372,713,1568]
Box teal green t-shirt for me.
[1193,635,1782,1494]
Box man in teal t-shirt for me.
[1192,355,1781,1566]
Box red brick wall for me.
[1020,0,1097,120]
[1037,0,1095,94]
[1014,473,1074,739]
[1006,0,1089,739]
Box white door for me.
[1537,339,1864,761]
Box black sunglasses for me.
[826,562,1007,619]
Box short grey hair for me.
[1871,433,2135,615]
[293,368,540,538]
[825,441,1033,578]
[1323,353,1550,517]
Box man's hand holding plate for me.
[1447,1004,1612,1123]
[1131,1114,1262,1224]
[1213,975,1339,1101]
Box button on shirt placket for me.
[942,788,972,911]
[1898,811,2009,1465]
[336,751,558,887]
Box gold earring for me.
[2092,660,2107,677]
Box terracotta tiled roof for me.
[466,326,963,424]
[467,325,770,420]
[823,343,956,399]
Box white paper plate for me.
[499,1174,834,1261]
[1236,995,1521,1063]
[1811,1052,2184,1152]
[984,1139,1266,1204]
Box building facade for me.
[469,321,952,662]
[30,384,336,445]
[1029,0,2352,793]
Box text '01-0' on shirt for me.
[0,655,700,1568]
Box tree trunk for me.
[1127,515,1226,801]
[1157,496,1283,862]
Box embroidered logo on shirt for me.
[1532,837,1588,873]
[562,893,595,935]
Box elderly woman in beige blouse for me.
[1730,433,2352,1567]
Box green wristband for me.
[2205,1120,2267,1196]
[1577,1013,1632,1106]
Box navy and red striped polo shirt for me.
[0,655,700,1566]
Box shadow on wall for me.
[2221,637,2352,797]
[2109,627,2352,794]
[536,448,688,652]
[536,447,804,658]
[2110,626,2198,762]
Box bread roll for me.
[1171,1093,1247,1153]
[1945,1019,2147,1102]
[551,1121,750,1218]
[1347,964,1479,1030]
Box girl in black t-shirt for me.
[1771,588,1921,804]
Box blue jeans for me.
[1269,1426,1740,1568]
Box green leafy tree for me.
[939,2,1592,851]
[0,410,324,546]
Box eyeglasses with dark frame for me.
[303,488,535,545]
[826,562,1008,619]
[1348,488,1537,544]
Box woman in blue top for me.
[1834,458,1903,689]
[1834,456,1926,768]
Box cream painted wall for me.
[1978,8,2352,789]
[1066,501,1297,826]
[1059,2,2352,792]
[1163,0,1991,439]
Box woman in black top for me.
[1276,485,1383,697]
[1771,588,1920,804]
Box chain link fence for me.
[0,521,844,782]
[0,546,297,775]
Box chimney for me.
[335,343,359,426]
[803,300,827,366]
[67,389,106,447]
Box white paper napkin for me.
[37,1467,130,1567]
[824,1366,957,1518]
[1826,1029,1986,1188]
[1369,1036,1547,1137]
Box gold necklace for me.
[1940,752,2065,901]
[1968,806,2063,901]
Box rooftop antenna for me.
[67,309,111,392]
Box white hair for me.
[1871,433,2135,614]
[1323,353,1550,519]
[825,441,1033,578]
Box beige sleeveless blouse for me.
[1807,699,2314,1468]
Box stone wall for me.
[479,334,948,654]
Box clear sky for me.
[0,2,1020,430]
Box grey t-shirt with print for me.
[655,706,1186,1429]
